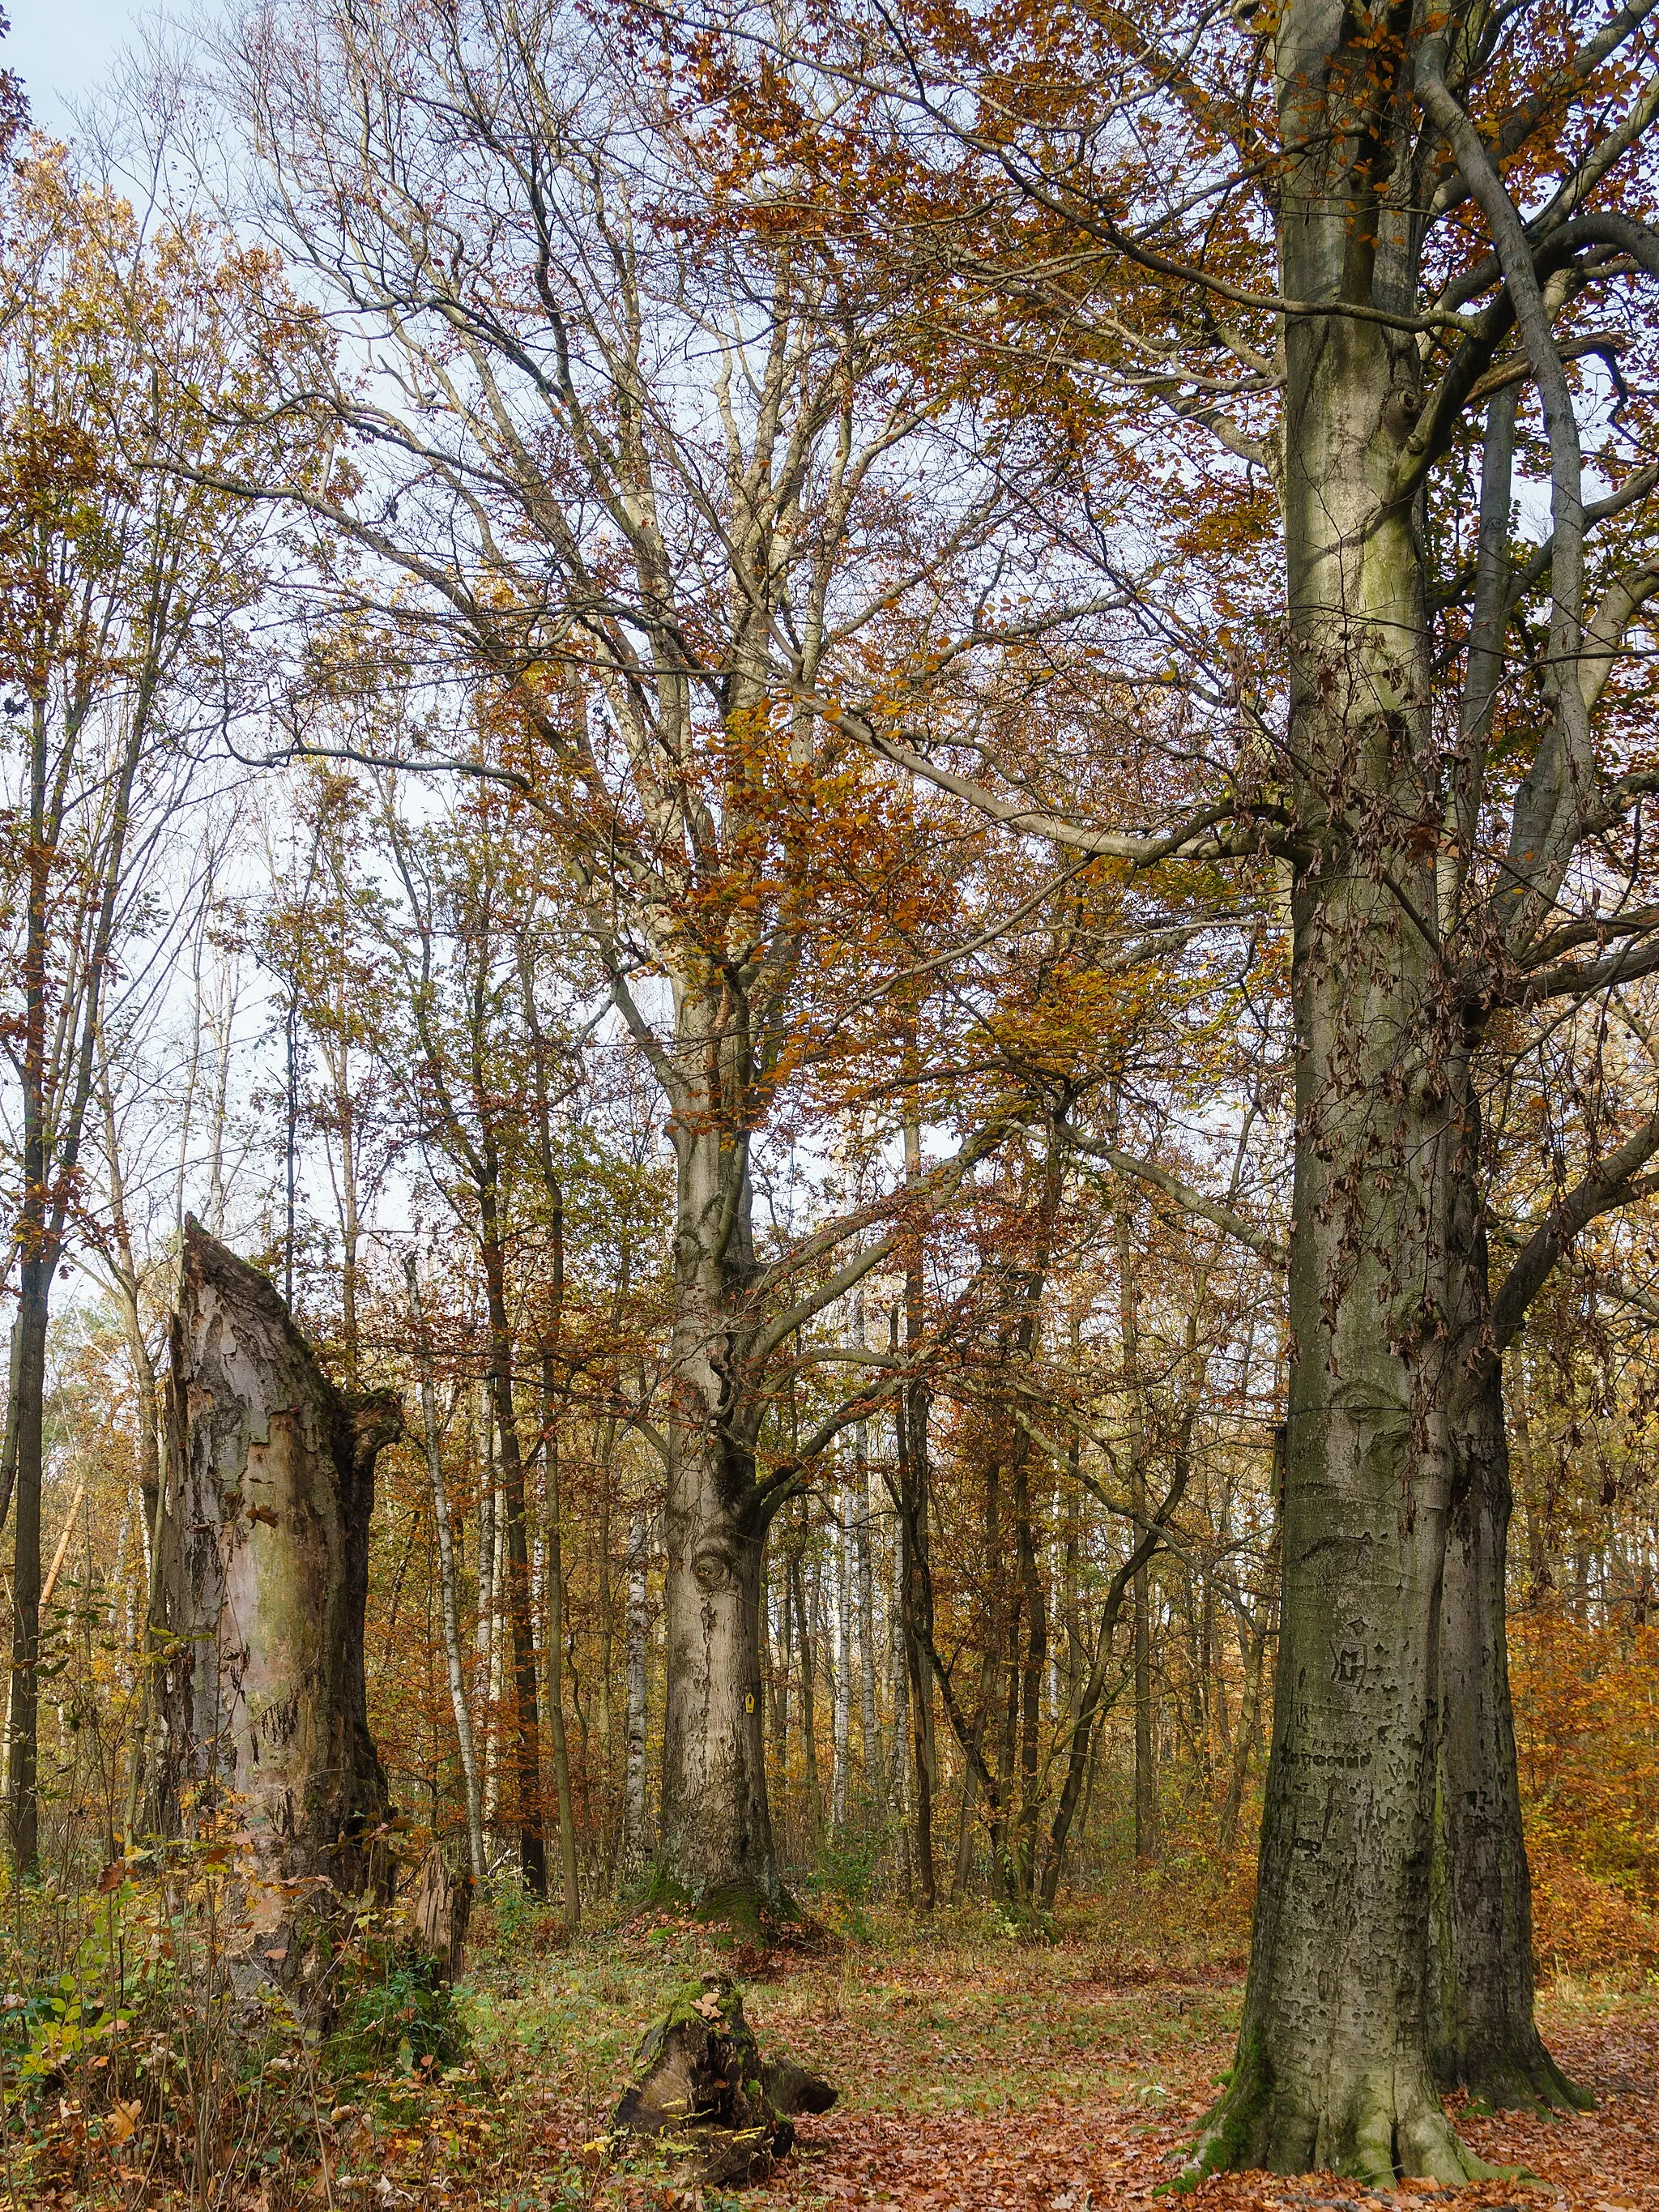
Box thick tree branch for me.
[1491,1113,1659,1350]
[1068,1131,1283,1266]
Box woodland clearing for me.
[9,1876,1657,2212]
[5,0,1659,2204]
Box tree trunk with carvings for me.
[656,1024,784,1919]
[1196,10,1469,2180]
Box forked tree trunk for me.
[1430,1359,1580,2109]
[155,1219,399,1979]
[1429,1180,1584,2110]
[1195,17,1472,2178]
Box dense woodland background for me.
[1,0,1659,2197]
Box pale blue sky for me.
[7,0,156,133]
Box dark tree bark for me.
[4,676,149,1875]
[155,1219,400,1979]
[478,1174,548,1901]
[1430,1351,1583,2110]
[1428,1156,1584,2111]
[1116,1200,1156,1865]
[898,1104,937,1907]
[4,1258,45,1876]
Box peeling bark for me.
[155,1219,399,1983]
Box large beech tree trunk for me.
[155,1219,400,1977]
[1196,15,1471,2181]
[655,1075,785,1918]
[1205,805,1462,2186]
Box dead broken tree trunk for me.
[403,1843,473,1984]
[153,1218,401,1988]
[610,1974,835,2190]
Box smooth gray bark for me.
[1196,11,1469,2180]
[655,1095,785,1915]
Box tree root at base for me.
[1188,2032,1501,2191]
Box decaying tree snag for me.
[403,1844,472,1984]
[609,1974,835,2189]
[153,1218,402,1982]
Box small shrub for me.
[326,1940,471,2085]
[471,1875,570,1965]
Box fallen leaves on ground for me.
[744,1996,1659,2210]
[11,1915,1657,2208]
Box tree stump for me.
[609,1973,835,2189]
[404,1844,472,1983]
[152,1219,403,1992]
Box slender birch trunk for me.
[622,1510,650,1870]
[406,1254,484,1881]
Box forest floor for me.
[439,1882,1659,2212]
[13,1878,1659,2210]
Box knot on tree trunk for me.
[609,1972,835,2189]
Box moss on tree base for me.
[1186,2022,1499,2191]
[1456,2039,1594,2116]
[644,1868,802,1934]
[606,1971,835,2191]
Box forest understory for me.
[8,1873,1658,2212]
[6,0,1659,2207]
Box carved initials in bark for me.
[155,1219,400,1979]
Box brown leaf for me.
[106,2099,142,2146]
